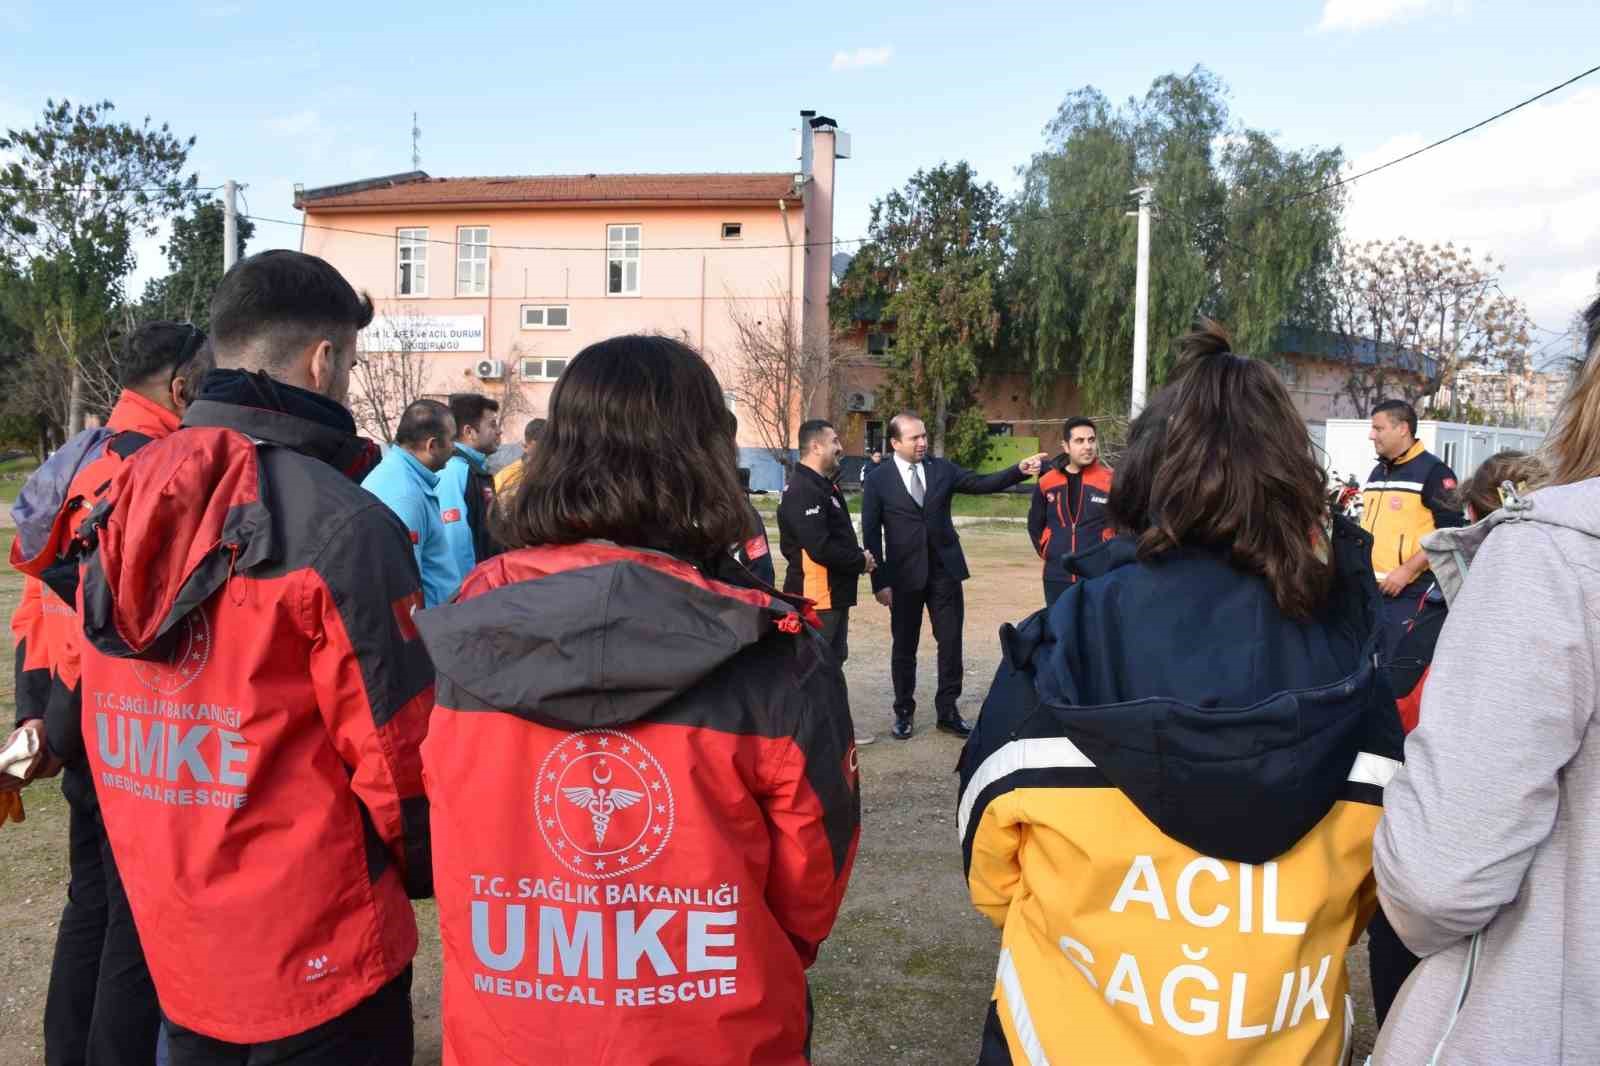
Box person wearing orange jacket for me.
[2,321,209,1066]
[418,335,860,1066]
[1027,417,1114,607]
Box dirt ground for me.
[0,527,1376,1065]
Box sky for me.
[1,0,1596,367]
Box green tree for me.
[838,162,1006,459]
[0,98,200,434]
[1008,67,1344,412]
[138,200,253,329]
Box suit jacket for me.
[862,457,1028,592]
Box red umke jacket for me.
[1027,458,1114,583]
[416,542,862,1066]
[74,396,434,1043]
[9,391,178,761]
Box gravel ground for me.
[0,527,1377,1065]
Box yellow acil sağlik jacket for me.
[959,518,1403,1065]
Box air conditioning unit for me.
[475,358,506,381]
[846,390,877,413]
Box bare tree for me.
[723,289,830,472]
[349,307,434,442]
[1325,238,1532,418]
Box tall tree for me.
[0,98,200,434]
[1008,67,1344,412]
[1325,237,1532,417]
[138,201,253,329]
[835,162,1006,458]
[724,289,832,471]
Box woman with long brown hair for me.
[1373,296,1600,1065]
[416,334,860,1066]
[959,319,1400,1065]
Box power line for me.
[1275,63,1600,208]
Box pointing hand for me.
[1018,453,1049,478]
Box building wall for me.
[302,203,806,473]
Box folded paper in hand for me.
[0,726,40,780]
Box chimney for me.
[801,112,846,418]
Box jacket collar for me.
[793,462,838,492]
[453,443,489,473]
[106,389,181,437]
[392,446,442,490]
[1386,440,1427,468]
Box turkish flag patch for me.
[408,530,420,544]
[442,508,462,523]
[745,535,769,560]
[391,592,423,642]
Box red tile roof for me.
[295,172,802,211]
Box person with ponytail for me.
[960,319,1400,1064]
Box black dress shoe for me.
[891,717,913,740]
[936,715,972,737]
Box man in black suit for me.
[862,412,1046,739]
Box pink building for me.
[294,112,847,489]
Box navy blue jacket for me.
[861,457,1027,592]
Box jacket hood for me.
[415,542,813,731]
[452,444,489,474]
[1422,478,1598,606]
[80,389,374,661]
[1008,517,1393,864]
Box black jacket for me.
[777,464,866,611]
[453,444,500,563]
[861,457,1027,592]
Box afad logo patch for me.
[536,729,675,881]
[441,508,463,523]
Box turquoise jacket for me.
[361,446,462,607]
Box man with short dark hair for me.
[442,392,502,574]
[1029,416,1115,607]
[2,320,210,1066]
[72,250,433,1065]
[363,399,460,606]
[862,412,1046,739]
[493,417,545,495]
[1362,398,1464,653]
[778,419,877,744]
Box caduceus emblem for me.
[560,760,645,847]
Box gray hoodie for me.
[1373,478,1600,1064]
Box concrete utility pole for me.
[1129,185,1154,417]
[223,180,238,273]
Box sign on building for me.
[359,314,485,353]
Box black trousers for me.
[45,765,161,1066]
[1043,578,1070,608]
[164,966,414,1066]
[890,571,964,721]
[1367,906,1420,1030]
[816,608,850,664]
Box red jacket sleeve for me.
[11,578,51,726]
[759,651,861,965]
[303,503,436,898]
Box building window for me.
[1277,361,1300,387]
[1441,442,1458,469]
[520,356,570,382]
[397,228,428,296]
[607,224,640,296]
[866,332,895,355]
[457,226,490,297]
[721,222,742,240]
[865,420,885,453]
[520,304,570,330]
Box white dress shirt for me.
[892,452,925,502]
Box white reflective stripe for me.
[996,949,1052,1066]
[1348,752,1401,788]
[958,737,1095,841]
[1364,480,1426,492]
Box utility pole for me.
[1129,185,1154,417]
[412,113,422,170]
[223,180,239,273]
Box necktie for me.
[909,463,925,506]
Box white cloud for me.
[1315,0,1461,32]
[831,46,893,72]
[265,109,325,138]
[1340,84,1600,336]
